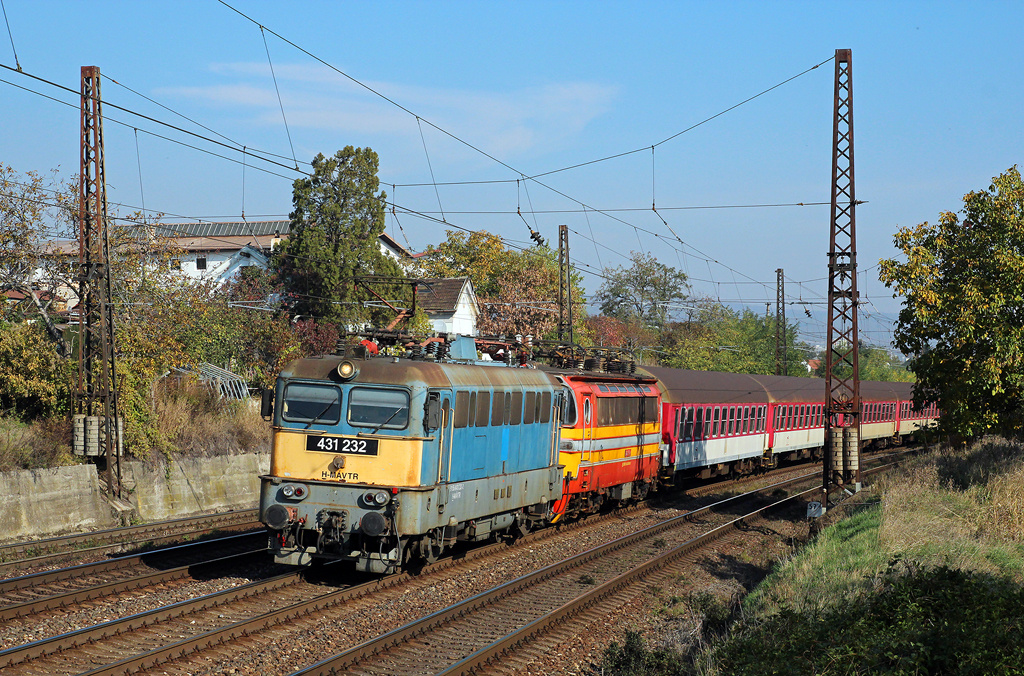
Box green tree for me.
[418,229,587,340]
[0,163,77,353]
[274,147,406,327]
[812,342,913,383]
[661,298,809,375]
[594,252,689,330]
[0,321,74,418]
[879,166,1024,437]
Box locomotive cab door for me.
[436,392,454,484]
[582,392,595,462]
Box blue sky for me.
[2,1,1022,349]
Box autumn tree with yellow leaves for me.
[879,166,1024,437]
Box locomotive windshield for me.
[348,387,410,430]
[281,383,341,424]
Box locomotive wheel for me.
[420,534,443,563]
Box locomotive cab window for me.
[348,387,410,429]
[281,382,341,424]
[561,388,578,426]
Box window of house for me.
[196,256,207,270]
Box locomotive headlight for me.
[280,483,308,501]
[364,490,390,507]
[337,360,358,381]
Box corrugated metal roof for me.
[154,220,291,238]
[170,362,250,400]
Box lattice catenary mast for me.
[823,49,861,500]
[76,65,123,499]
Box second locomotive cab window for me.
[281,383,341,424]
[348,387,410,429]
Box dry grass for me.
[0,415,77,472]
[876,437,1024,579]
[152,380,270,458]
[745,437,1024,617]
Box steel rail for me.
[0,530,265,595]
[0,547,266,621]
[0,569,303,669]
[5,458,906,675]
[443,460,901,674]
[49,475,799,676]
[0,509,261,576]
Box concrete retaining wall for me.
[0,464,116,540]
[1,452,269,542]
[124,453,270,522]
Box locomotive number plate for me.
[305,435,379,455]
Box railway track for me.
[289,470,834,675]
[0,508,261,576]
[0,454,905,675]
[0,531,268,624]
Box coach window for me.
[281,382,341,424]
[491,391,505,426]
[476,391,491,427]
[540,391,552,423]
[741,407,749,434]
[694,407,705,439]
[726,407,735,435]
[703,407,712,438]
[524,392,536,424]
[348,387,410,430]
[712,407,720,437]
[453,391,470,428]
[683,407,695,441]
[510,392,524,425]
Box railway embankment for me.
[594,438,1024,675]
[0,452,268,542]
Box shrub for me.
[0,322,73,419]
[593,630,688,676]
[711,564,1024,675]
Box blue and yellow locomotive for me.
[259,349,563,573]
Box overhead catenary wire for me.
[260,25,299,170]
[2,12,855,336]
[0,63,305,178]
[0,0,19,72]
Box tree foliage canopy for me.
[879,166,1024,436]
[0,163,77,351]
[594,251,689,329]
[274,147,406,326]
[417,229,587,339]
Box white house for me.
[416,277,479,336]
[154,220,415,285]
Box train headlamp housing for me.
[280,483,308,501]
[364,489,391,507]
[337,360,359,381]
